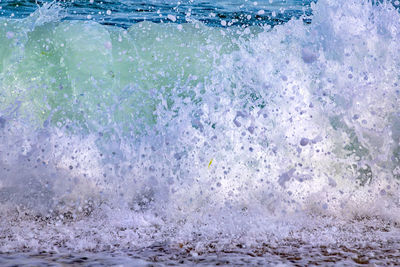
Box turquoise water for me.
[1,0,400,265]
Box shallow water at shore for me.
[2,217,400,266]
[2,241,400,266]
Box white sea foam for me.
[0,0,399,253]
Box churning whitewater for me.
[0,0,400,264]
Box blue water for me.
[0,0,315,27]
[1,0,400,265]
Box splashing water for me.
[0,0,400,265]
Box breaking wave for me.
[0,0,400,254]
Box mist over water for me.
[1,0,400,265]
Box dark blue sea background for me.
[1,0,400,265]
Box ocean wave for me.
[0,0,399,253]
